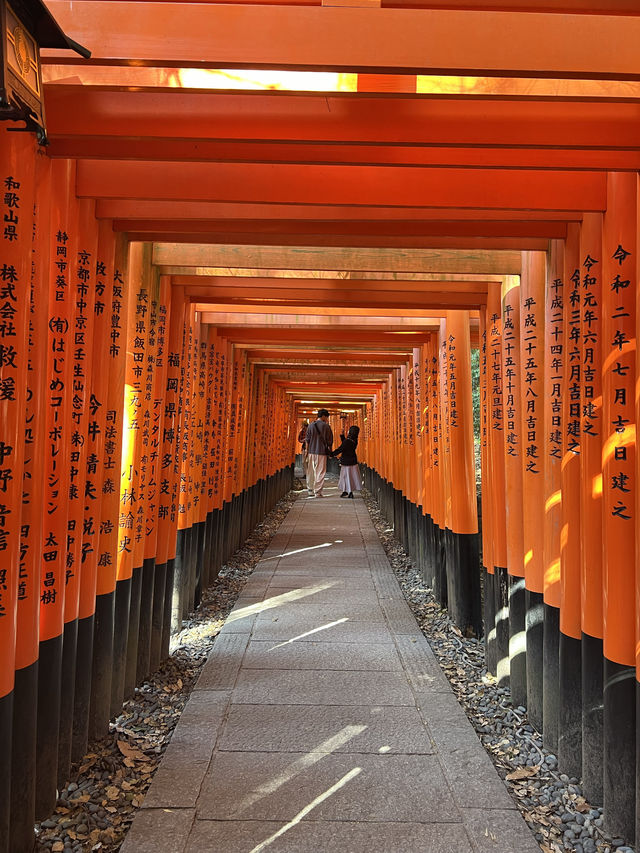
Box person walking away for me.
[305,409,333,497]
[297,420,309,481]
[330,425,362,499]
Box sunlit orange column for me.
[520,251,546,729]
[95,234,129,723]
[541,239,563,754]
[157,285,186,640]
[60,197,99,778]
[576,214,605,802]
[86,221,118,739]
[37,158,77,816]
[601,172,636,840]
[0,128,37,849]
[502,274,526,707]
[487,282,509,686]
[442,311,480,636]
[12,148,48,852]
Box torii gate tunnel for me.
[2,0,640,850]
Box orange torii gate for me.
[3,1,640,851]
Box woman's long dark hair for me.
[347,425,360,446]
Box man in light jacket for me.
[305,409,333,497]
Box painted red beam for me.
[77,161,606,211]
[45,88,640,149]
[97,200,580,222]
[46,136,640,172]
[43,4,640,78]
[116,218,566,239]
[50,0,640,10]
[127,232,549,251]
[218,327,434,344]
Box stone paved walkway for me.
[122,483,540,853]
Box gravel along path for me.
[361,489,634,853]
[34,492,294,853]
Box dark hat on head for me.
[318,408,330,418]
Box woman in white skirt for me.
[330,425,362,499]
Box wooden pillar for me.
[488,283,509,686]
[502,275,527,707]
[0,128,36,849]
[558,221,583,779]
[542,239,563,755]
[601,172,636,842]
[520,251,546,730]
[578,213,605,804]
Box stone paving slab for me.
[196,752,460,823]
[126,490,539,853]
[232,668,416,706]
[250,617,396,644]
[185,819,475,853]
[217,703,436,754]
[241,639,403,671]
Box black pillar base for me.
[582,632,604,806]
[542,603,559,753]
[72,613,94,763]
[90,590,115,740]
[57,618,78,788]
[0,689,12,853]
[508,575,527,708]
[602,658,635,842]
[558,631,582,780]
[494,566,510,687]
[35,634,63,819]
[150,561,166,673]
[111,577,131,717]
[124,563,143,698]
[136,557,155,684]
[525,589,544,731]
[10,661,37,853]
[484,568,497,675]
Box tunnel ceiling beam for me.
[45,89,640,149]
[43,4,640,79]
[155,244,523,274]
[96,202,581,223]
[76,160,606,211]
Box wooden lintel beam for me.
[76,160,606,212]
[154,243,523,275]
[43,4,640,79]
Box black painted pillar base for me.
[124,564,143,698]
[10,661,37,853]
[602,659,635,843]
[484,569,497,675]
[90,590,115,740]
[433,525,448,609]
[582,632,603,805]
[508,575,527,709]
[162,558,175,656]
[35,634,63,819]
[150,561,166,673]
[558,631,582,780]
[0,689,12,853]
[72,613,94,763]
[494,566,510,688]
[58,618,78,788]
[136,557,155,684]
[444,528,482,638]
[111,577,131,717]
[542,603,559,753]
[525,589,544,731]
[172,529,186,634]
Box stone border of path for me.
[121,489,541,853]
